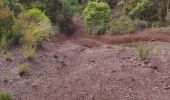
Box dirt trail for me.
[56,15,170,48]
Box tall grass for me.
[18,63,29,76]
[0,90,12,100]
[0,7,54,50]
[136,43,150,60]
[22,20,54,45]
[22,44,36,59]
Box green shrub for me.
[0,2,54,51]
[63,0,80,12]
[83,1,110,35]
[16,8,54,45]
[136,44,150,60]
[0,37,8,50]
[129,0,153,19]
[2,74,9,82]
[111,16,136,34]
[0,1,23,49]
[3,52,13,61]
[0,4,18,49]
[19,8,48,23]
[124,0,158,21]
[32,1,46,11]
[87,0,118,8]
[4,0,23,16]
[18,64,29,76]
[0,90,12,100]
[0,8,54,52]
[22,20,53,45]
[22,44,36,60]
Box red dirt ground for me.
[1,15,170,100]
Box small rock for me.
[151,66,158,70]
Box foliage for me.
[124,0,168,22]
[22,44,36,60]
[63,0,80,12]
[4,0,23,16]
[83,1,110,35]
[90,0,108,3]
[32,1,46,11]
[128,0,155,20]
[90,0,118,8]
[134,19,149,30]
[2,74,9,82]
[16,8,54,46]
[0,37,8,50]
[19,8,48,23]
[18,64,29,75]
[111,16,136,34]
[136,43,150,60]
[0,90,12,100]
[44,0,76,34]
[151,21,169,28]
[0,5,53,49]
[22,20,53,45]
[0,1,19,49]
[3,52,13,61]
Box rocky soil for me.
[1,40,170,100]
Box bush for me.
[0,90,12,100]
[22,44,36,60]
[4,0,23,17]
[32,1,46,11]
[2,74,9,83]
[44,0,76,34]
[83,1,110,35]
[0,7,53,49]
[0,2,19,49]
[124,0,158,21]
[19,8,48,23]
[23,20,53,45]
[63,0,80,12]
[90,0,118,8]
[111,16,136,34]
[16,8,54,45]
[3,52,13,61]
[18,64,29,76]
[136,43,150,60]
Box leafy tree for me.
[89,0,118,8]
[128,0,154,20]
[83,1,110,35]
[123,0,169,21]
[44,0,76,34]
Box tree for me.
[44,0,76,34]
[83,1,110,35]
